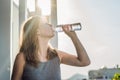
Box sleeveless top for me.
[22,57,61,80]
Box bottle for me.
[55,23,82,32]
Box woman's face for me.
[37,19,55,38]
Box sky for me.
[57,0,120,79]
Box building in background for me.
[88,65,120,80]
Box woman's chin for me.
[48,34,55,38]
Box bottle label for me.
[55,23,82,32]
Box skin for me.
[11,19,90,80]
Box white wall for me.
[57,0,120,79]
[12,2,19,66]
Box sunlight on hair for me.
[41,16,48,23]
[38,0,51,16]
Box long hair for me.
[19,16,57,67]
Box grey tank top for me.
[22,57,61,80]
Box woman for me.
[11,16,90,80]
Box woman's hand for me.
[62,25,76,38]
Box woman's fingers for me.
[62,25,72,31]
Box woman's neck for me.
[38,37,50,61]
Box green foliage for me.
[112,73,120,80]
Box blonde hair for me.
[19,16,57,67]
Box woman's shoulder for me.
[16,52,25,59]
[15,52,25,64]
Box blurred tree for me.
[112,73,120,80]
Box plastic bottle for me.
[55,23,82,32]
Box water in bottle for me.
[55,23,82,32]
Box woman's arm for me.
[11,53,25,80]
[57,25,90,67]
